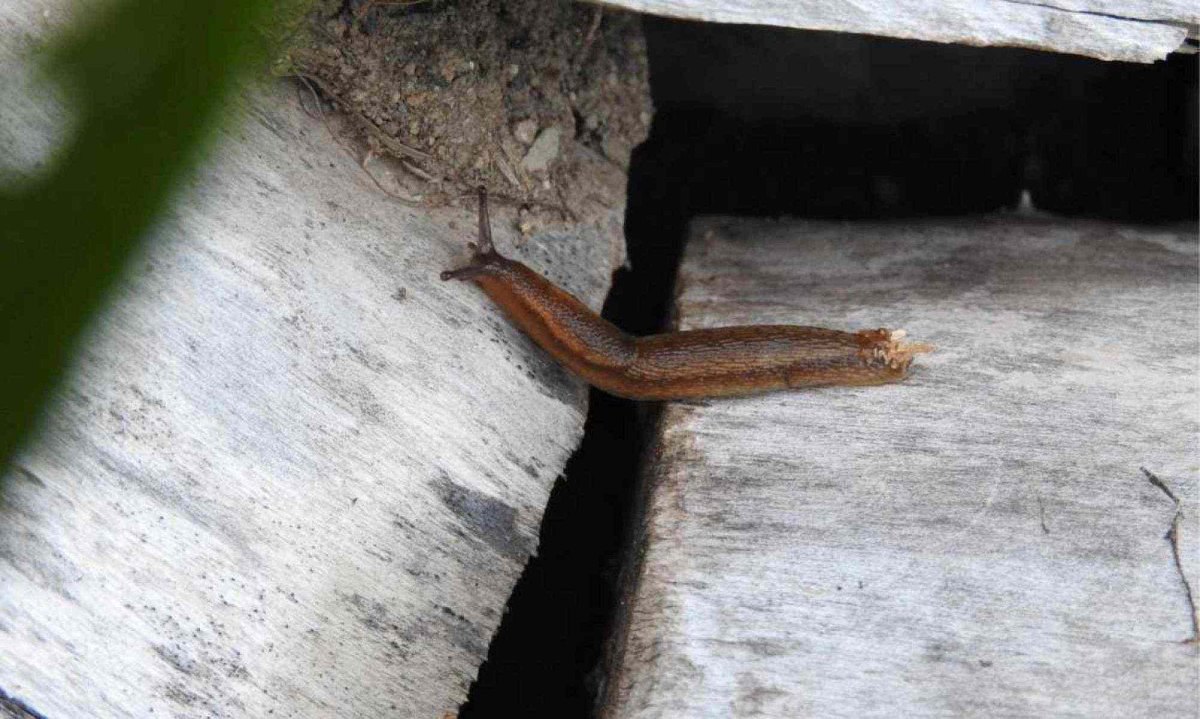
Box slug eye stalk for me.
[440,187,500,282]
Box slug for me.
[441,189,932,401]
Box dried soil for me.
[288,0,650,228]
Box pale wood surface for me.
[0,4,627,716]
[596,0,1196,62]
[603,215,1199,717]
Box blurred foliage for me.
[0,0,302,473]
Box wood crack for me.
[1002,0,1196,30]
[1141,467,1199,643]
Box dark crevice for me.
[0,687,48,719]
[461,17,1196,719]
[457,373,648,718]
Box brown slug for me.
[441,188,932,401]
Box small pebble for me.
[513,118,538,146]
[521,126,562,173]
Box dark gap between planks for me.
[460,18,1197,719]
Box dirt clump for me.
[288,0,651,229]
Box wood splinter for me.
[441,188,933,400]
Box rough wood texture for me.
[0,4,627,715]
[596,0,1196,62]
[604,215,1199,717]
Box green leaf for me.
[0,0,285,471]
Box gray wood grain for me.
[603,215,1199,718]
[0,4,627,716]
[596,0,1195,62]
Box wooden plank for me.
[603,215,1199,717]
[0,3,628,716]
[596,0,1194,62]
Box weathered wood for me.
[0,4,627,716]
[595,0,1195,62]
[604,215,1199,717]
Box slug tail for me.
[882,329,934,369]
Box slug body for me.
[441,189,932,401]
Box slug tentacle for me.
[439,188,932,400]
[440,188,503,282]
[475,185,496,255]
[439,264,489,282]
